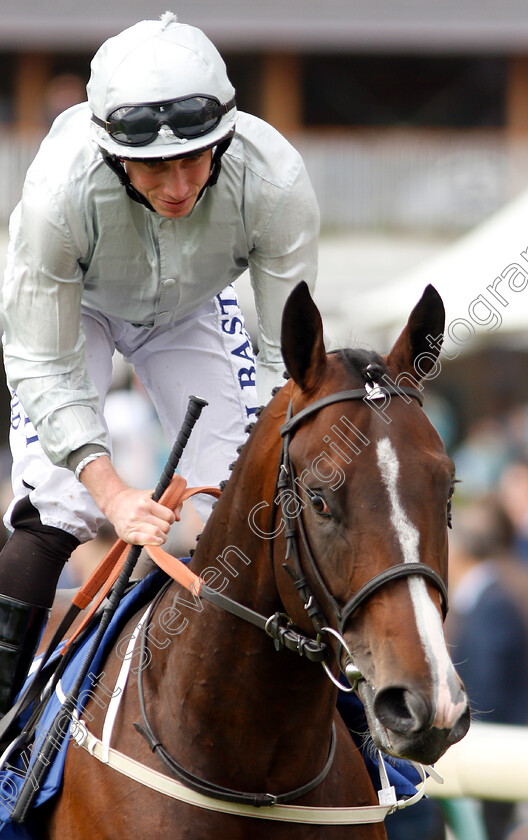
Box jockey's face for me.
[124,150,212,218]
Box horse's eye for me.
[311,494,330,517]
[447,482,456,529]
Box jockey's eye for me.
[310,494,331,517]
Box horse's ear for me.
[386,284,445,381]
[281,281,327,391]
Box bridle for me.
[133,382,449,808]
[275,383,449,689]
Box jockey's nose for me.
[162,164,190,199]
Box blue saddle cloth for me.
[0,569,165,838]
[337,691,422,799]
[0,569,420,838]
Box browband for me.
[280,385,423,438]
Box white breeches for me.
[4,287,259,542]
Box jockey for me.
[0,13,319,717]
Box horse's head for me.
[274,281,470,764]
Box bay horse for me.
[43,282,469,839]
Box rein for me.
[134,583,337,808]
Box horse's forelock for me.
[333,348,386,383]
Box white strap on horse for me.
[62,609,431,825]
[77,729,428,825]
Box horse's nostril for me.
[373,687,432,735]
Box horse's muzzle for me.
[356,679,471,764]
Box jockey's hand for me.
[78,454,178,545]
[105,487,177,546]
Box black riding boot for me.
[0,496,80,718]
[0,595,49,716]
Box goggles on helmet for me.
[92,94,236,147]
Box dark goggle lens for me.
[105,96,231,146]
[110,105,163,144]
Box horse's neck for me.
[152,406,336,774]
[182,443,308,698]
[190,398,288,621]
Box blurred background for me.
[1,2,528,836]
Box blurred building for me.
[3,0,528,462]
[3,0,528,231]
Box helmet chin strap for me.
[207,136,232,187]
[101,150,156,211]
[100,135,233,213]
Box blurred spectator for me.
[385,797,445,840]
[424,392,458,452]
[447,495,528,840]
[103,385,167,491]
[507,824,528,840]
[43,73,85,126]
[498,461,528,565]
[451,418,512,497]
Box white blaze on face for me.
[375,437,467,729]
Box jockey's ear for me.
[281,281,327,392]
[386,284,445,382]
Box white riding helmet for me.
[87,12,237,160]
